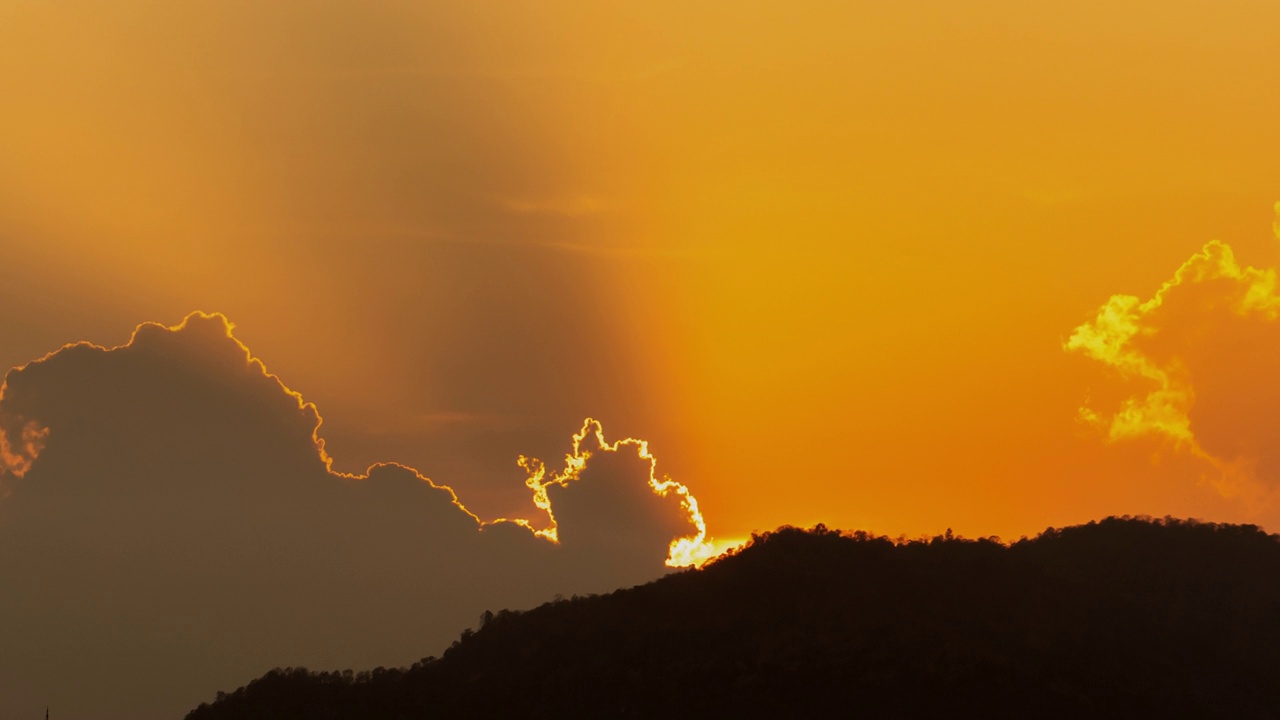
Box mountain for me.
[186,517,1280,718]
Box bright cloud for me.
[1067,204,1280,506]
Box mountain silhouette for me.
[186,516,1280,718]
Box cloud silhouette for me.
[1067,204,1280,507]
[0,312,712,720]
[516,418,713,568]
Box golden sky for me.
[3,0,1280,546]
[5,2,1280,717]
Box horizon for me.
[3,0,1279,717]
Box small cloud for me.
[0,416,48,489]
[1066,204,1280,509]
[512,418,719,567]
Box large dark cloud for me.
[0,313,706,720]
[0,0,672,534]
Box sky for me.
[1,0,1279,716]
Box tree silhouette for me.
[188,516,1280,719]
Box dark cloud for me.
[0,313,708,720]
[0,0,668,532]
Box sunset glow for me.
[1067,205,1280,508]
[515,417,720,566]
[3,1,1279,544]
[2,1,1279,716]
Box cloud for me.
[0,312,715,720]
[0,415,47,484]
[1066,203,1280,506]
[515,418,715,567]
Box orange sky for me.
[3,0,1280,546]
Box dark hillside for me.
[188,517,1280,719]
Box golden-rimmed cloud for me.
[0,312,717,720]
[1067,204,1280,506]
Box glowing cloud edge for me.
[510,417,722,567]
[1064,203,1280,503]
[0,312,723,566]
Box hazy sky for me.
[2,0,1280,715]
